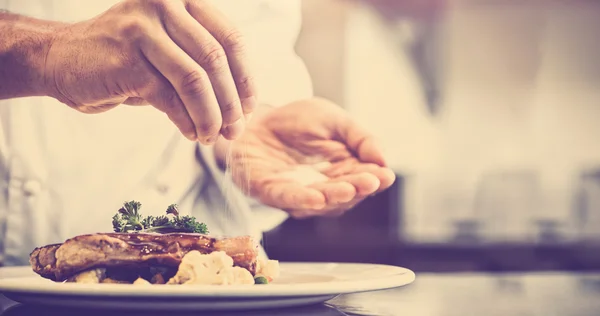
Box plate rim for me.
[0,262,416,298]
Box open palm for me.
[226,98,395,218]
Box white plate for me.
[0,263,415,311]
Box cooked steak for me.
[29,233,259,281]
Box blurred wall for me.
[294,0,600,245]
[295,0,348,107]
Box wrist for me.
[38,21,70,100]
[0,12,68,98]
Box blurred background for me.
[263,0,600,273]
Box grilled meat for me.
[29,233,259,281]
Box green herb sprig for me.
[112,201,208,234]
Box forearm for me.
[0,11,66,99]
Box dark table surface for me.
[2,272,600,316]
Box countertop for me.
[2,272,599,316]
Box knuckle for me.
[145,0,171,12]
[199,46,228,73]
[236,75,255,92]
[236,77,257,109]
[179,70,208,97]
[220,100,243,121]
[157,89,180,113]
[118,16,148,39]
[221,30,246,53]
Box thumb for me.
[336,118,387,167]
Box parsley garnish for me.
[112,201,208,234]
[112,201,143,232]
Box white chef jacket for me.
[0,0,313,266]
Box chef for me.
[0,0,395,266]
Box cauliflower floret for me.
[133,277,151,285]
[216,266,255,285]
[186,250,234,274]
[256,257,280,282]
[167,251,253,285]
[69,268,106,284]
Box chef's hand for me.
[45,0,256,144]
[220,98,396,218]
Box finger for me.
[322,158,360,177]
[324,162,396,193]
[140,78,197,141]
[140,31,221,145]
[335,120,386,166]
[308,181,356,205]
[162,2,245,140]
[289,197,361,219]
[322,197,365,217]
[260,181,326,210]
[185,0,258,117]
[352,165,396,192]
[76,103,120,114]
[123,97,148,106]
[330,172,380,197]
[341,164,396,193]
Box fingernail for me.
[224,118,245,140]
[205,135,218,145]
